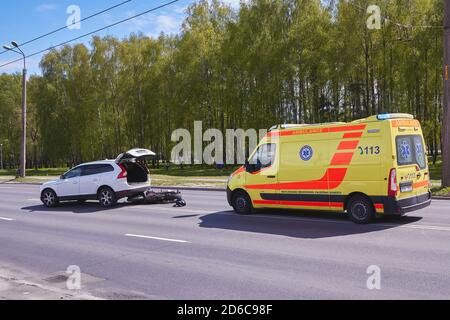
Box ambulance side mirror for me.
[244,159,253,173]
[244,159,261,173]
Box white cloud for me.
[36,3,57,12]
[156,15,179,32]
[173,5,187,14]
[125,11,183,37]
[126,15,150,29]
[222,0,242,8]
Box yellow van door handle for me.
[267,176,276,179]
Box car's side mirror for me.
[60,175,66,180]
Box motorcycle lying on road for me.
[126,189,187,207]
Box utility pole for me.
[2,41,26,178]
[21,62,27,178]
[443,1,450,187]
[0,143,3,171]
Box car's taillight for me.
[117,164,127,179]
[388,168,398,197]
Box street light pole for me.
[443,1,450,187]
[3,41,26,178]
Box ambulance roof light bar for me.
[377,113,414,120]
[268,125,279,132]
[281,124,311,129]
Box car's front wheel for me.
[41,189,59,208]
[232,190,253,215]
[98,187,117,208]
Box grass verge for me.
[431,186,450,198]
[1,161,449,195]
[0,174,228,189]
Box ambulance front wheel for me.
[347,195,375,224]
[232,191,253,215]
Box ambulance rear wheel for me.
[347,196,375,224]
[232,191,252,215]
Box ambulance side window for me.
[413,136,426,169]
[250,143,276,169]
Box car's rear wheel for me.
[98,187,117,208]
[41,189,59,208]
[347,195,375,224]
[232,190,252,215]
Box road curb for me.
[0,182,41,185]
[432,196,450,200]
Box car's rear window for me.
[396,135,426,169]
[81,164,114,176]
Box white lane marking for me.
[0,217,14,221]
[28,199,41,202]
[125,233,189,243]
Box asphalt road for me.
[0,184,449,300]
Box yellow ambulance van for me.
[227,114,431,223]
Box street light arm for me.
[11,41,25,57]
[4,44,26,70]
[4,47,23,56]
[14,46,25,57]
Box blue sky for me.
[0,0,240,75]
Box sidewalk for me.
[0,266,99,300]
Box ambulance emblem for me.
[300,145,313,161]
[400,140,411,159]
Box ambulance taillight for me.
[388,168,398,197]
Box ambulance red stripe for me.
[343,132,363,139]
[337,140,359,150]
[244,168,347,190]
[330,152,354,166]
[267,125,366,137]
[253,200,343,208]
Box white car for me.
[40,148,155,208]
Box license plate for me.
[400,184,413,193]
